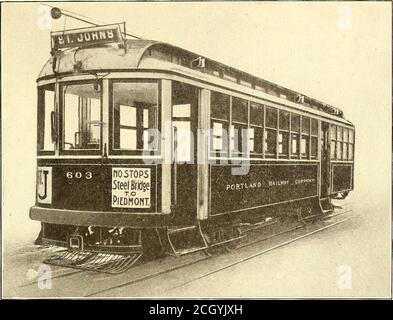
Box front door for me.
[171,82,199,225]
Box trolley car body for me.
[30,25,355,258]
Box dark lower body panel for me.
[30,206,170,228]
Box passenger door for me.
[171,82,199,225]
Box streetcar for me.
[30,13,355,272]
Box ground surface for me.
[3,196,391,298]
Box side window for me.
[210,91,230,157]
[264,107,278,158]
[172,81,199,163]
[291,114,300,159]
[301,116,310,159]
[249,102,264,156]
[310,119,318,159]
[336,126,342,160]
[211,94,264,159]
[211,91,230,120]
[232,97,248,123]
[330,125,336,159]
[278,110,289,158]
[342,128,348,160]
[37,84,56,153]
[348,129,355,160]
[209,95,331,162]
[212,122,226,151]
[330,125,354,161]
[230,97,248,157]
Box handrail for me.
[173,126,178,206]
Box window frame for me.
[59,80,103,156]
[211,120,229,155]
[330,124,336,160]
[300,116,311,159]
[330,125,354,161]
[206,87,352,163]
[290,113,301,159]
[348,128,355,161]
[37,83,56,156]
[249,102,264,157]
[310,119,318,159]
[210,90,230,121]
[230,97,249,157]
[330,124,343,161]
[109,79,161,156]
[264,106,278,159]
[210,91,231,157]
[278,110,290,159]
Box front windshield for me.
[61,82,102,151]
[112,81,159,153]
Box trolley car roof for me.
[38,39,352,125]
[39,39,158,77]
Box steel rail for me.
[85,212,352,297]
[166,216,352,293]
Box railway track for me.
[166,216,351,294]
[13,204,353,297]
[88,212,353,297]
[19,204,353,289]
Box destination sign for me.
[111,167,151,209]
[51,24,123,50]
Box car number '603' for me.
[66,171,92,179]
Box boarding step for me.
[43,250,143,274]
[166,224,208,256]
[201,224,245,250]
[319,197,334,215]
[240,217,278,233]
[167,225,198,234]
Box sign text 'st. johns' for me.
[111,168,151,208]
[51,25,122,50]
